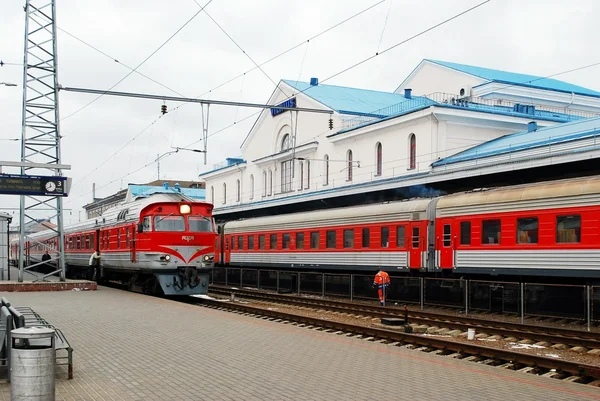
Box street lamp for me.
[0,82,17,87]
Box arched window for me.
[268,169,273,195]
[305,160,310,189]
[375,142,382,176]
[210,186,214,205]
[250,174,254,200]
[324,155,329,185]
[262,171,267,196]
[236,179,241,202]
[299,162,304,191]
[347,150,353,181]
[281,133,290,151]
[409,134,416,170]
[223,183,227,204]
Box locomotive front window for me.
[154,216,185,232]
[189,216,213,232]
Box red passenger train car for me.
[218,175,600,279]
[12,193,217,295]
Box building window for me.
[381,227,389,248]
[310,231,320,249]
[347,150,353,181]
[396,226,405,247]
[249,175,254,200]
[343,229,354,248]
[282,233,291,249]
[482,219,501,244]
[517,217,538,244]
[326,230,336,248]
[236,179,241,202]
[409,134,416,170]
[375,142,382,176]
[269,234,277,249]
[305,160,310,189]
[268,170,273,196]
[262,171,267,197]
[296,232,305,249]
[222,183,227,204]
[460,222,471,245]
[281,160,292,192]
[210,186,214,205]
[323,154,329,186]
[362,228,370,248]
[281,133,290,151]
[556,215,581,243]
[299,162,304,191]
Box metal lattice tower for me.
[18,0,66,282]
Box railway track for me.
[208,285,600,351]
[193,293,600,386]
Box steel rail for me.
[209,286,600,349]
[196,297,600,380]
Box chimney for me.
[404,88,412,99]
[163,182,169,189]
[174,183,181,192]
[528,121,538,132]
[310,77,319,86]
[92,183,96,200]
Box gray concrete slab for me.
[1,287,599,401]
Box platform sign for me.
[0,174,70,197]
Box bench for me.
[0,296,73,380]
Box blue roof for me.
[428,60,600,97]
[433,116,600,167]
[129,184,205,199]
[282,80,411,116]
[199,159,246,177]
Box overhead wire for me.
[60,0,214,122]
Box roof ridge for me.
[282,79,397,95]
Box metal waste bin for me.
[10,327,56,401]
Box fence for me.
[210,268,597,330]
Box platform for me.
[1,287,599,401]
[0,266,96,292]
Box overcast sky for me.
[1,0,600,224]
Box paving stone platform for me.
[1,287,599,401]
[0,266,96,292]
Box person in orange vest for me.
[373,269,391,306]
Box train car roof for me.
[438,175,600,210]
[225,198,433,232]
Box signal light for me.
[161,104,167,115]
[328,118,333,130]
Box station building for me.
[200,59,600,220]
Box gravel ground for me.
[213,295,600,367]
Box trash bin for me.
[10,327,55,401]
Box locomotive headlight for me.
[160,254,171,262]
[203,255,214,262]
[180,204,191,214]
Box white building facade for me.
[201,60,600,213]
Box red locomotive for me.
[11,193,217,295]
[217,175,600,279]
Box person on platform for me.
[88,250,101,281]
[41,250,51,273]
[373,269,391,306]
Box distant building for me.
[84,180,206,219]
[9,218,56,243]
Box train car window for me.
[259,235,266,249]
[310,232,320,249]
[230,236,234,250]
[556,215,581,243]
[326,230,337,248]
[443,225,451,247]
[482,220,501,245]
[154,216,185,232]
[142,216,151,232]
[412,227,420,248]
[90,234,95,249]
[117,229,121,249]
[269,234,277,250]
[247,235,254,250]
[362,228,370,248]
[343,229,354,248]
[381,227,389,248]
[76,237,81,250]
[460,222,471,245]
[396,226,405,247]
[296,233,305,249]
[189,216,213,232]
[238,236,244,250]
[125,228,130,248]
[282,234,291,249]
[517,217,538,244]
